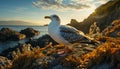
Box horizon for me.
[0,0,110,25]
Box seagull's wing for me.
[59,25,90,43]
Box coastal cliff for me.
[68,0,120,33]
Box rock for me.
[102,19,120,37]
[33,56,57,69]
[0,56,11,69]
[26,34,58,48]
[0,43,32,60]
[20,28,40,37]
[67,19,82,32]
[53,65,70,69]
[0,28,26,41]
[52,65,63,69]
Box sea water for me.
[0,25,48,53]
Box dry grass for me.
[9,47,45,69]
[103,19,120,37]
[8,44,65,69]
[77,37,120,69]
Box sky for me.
[0,0,110,25]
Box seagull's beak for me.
[44,16,50,19]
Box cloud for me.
[33,0,111,11]
[32,0,91,11]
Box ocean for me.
[0,25,48,53]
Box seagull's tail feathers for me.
[79,35,100,45]
[77,31,100,45]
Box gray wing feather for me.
[60,25,79,33]
[60,25,88,43]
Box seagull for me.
[45,14,96,44]
[44,14,98,56]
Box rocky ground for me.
[0,37,119,69]
[0,43,98,69]
[0,19,119,69]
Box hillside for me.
[68,0,120,33]
[0,21,37,26]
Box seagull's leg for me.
[64,46,73,53]
[57,45,72,57]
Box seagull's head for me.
[44,14,60,22]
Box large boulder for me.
[20,28,40,37]
[0,28,26,41]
